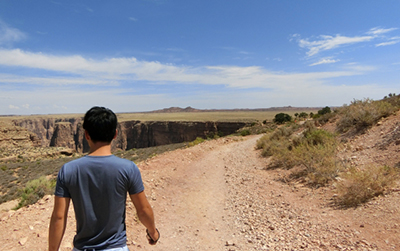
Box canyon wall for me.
[13,118,248,153]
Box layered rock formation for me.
[0,120,40,149]
[15,117,82,147]
[13,118,248,153]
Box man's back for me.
[49,106,158,251]
[55,155,144,250]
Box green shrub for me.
[298,112,308,119]
[273,113,292,124]
[318,106,332,116]
[188,137,205,147]
[336,98,396,133]
[240,129,251,136]
[15,176,56,209]
[335,165,398,208]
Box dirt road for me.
[1,135,399,250]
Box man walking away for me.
[48,106,159,251]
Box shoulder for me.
[61,156,89,170]
[107,155,137,167]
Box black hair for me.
[83,106,117,143]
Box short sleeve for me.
[127,163,145,195]
[54,165,71,198]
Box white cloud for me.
[367,27,397,35]
[296,27,398,57]
[129,17,138,21]
[0,20,27,46]
[299,34,374,57]
[0,48,372,90]
[0,73,114,86]
[376,41,400,47]
[21,104,30,109]
[375,36,400,47]
[9,105,19,109]
[309,57,340,66]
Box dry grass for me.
[335,165,399,208]
[336,98,397,133]
[257,123,341,186]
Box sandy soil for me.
[1,133,400,250]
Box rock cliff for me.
[15,117,82,147]
[13,118,248,153]
[0,120,41,149]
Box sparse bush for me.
[207,131,224,139]
[240,129,251,136]
[256,125,295,153]
[257,124,341,186]
[336,98,396,133]
[188,137,205,147]
[273,113,292,124]
[291,139,339,186]
[315,112,336,125]
[383,93,400,108]
[335,165,398,208]
[15,176,56,209]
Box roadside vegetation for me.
[257,94,400,207]
[1,142,188,207]
[336,98,397,134]
[14,176,56,210]
[257,122,341,187]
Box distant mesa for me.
[148,106,199,113]
[147,106,322,113]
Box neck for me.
[88,142,112,156]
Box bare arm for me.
[130,191,159,244]
[48,196,70,251]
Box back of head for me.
[83,106,117,143]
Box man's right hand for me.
[146,228,160,245]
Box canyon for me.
[12,117,248,153]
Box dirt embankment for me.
[1,132,399,250]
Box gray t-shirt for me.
[55,155,144,250]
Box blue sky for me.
[0,1,399,115]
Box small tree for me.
[299,112,308,119]
[273,113,292,124]
[318,106,331,116]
